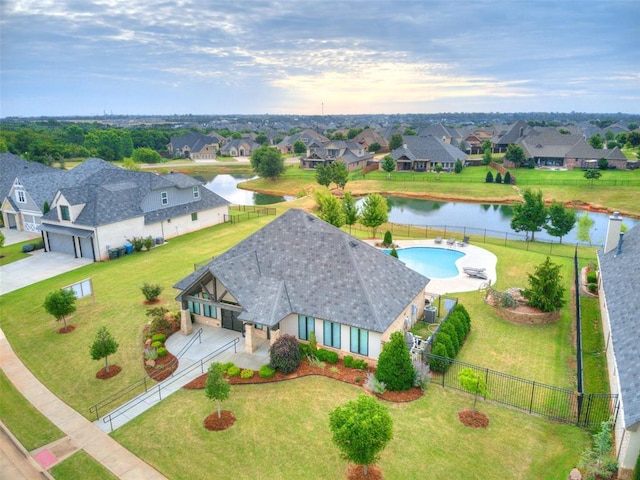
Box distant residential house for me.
[276,129,329,154]
[300,140,373,171]
[492,120,535,153]
[518,131,585,167]
[168,132,222,160]
[389,135,468,172]
[352,128,389,152]
[39,166,229,261]
[564,140,629,170]
[463,129,495,154]
[173,209,429,359]
[597,215,640,478]
[418,123,461,146]
[219,138,261,157]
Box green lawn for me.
[112,376,588,480]
[50,451,118,480]
[0,240,33,266]
[580,296,610,394]
[0,370,65,451]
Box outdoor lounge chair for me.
[457,236,470,247]
[434,236,443,244]
[463,266,485,274]
[463,268,488,280]
[446,237,456,246]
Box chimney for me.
[603,212,623,254]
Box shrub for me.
[141,283,163,302]
[375,331,415,391]
[588,283,598,293]
[227,365,241,377]
[382,230,393,248]
[440,323,460,355]
[144,347,158,361]
[435,332,456,359]
[364,372,387,394]
[308,331,318,352]
[151,340,163,349]
[343,355,368,370]
[299,342,313,358]
[240,369,255,379]
[330,366,340,375]
[587,270,598,283]
[578,419,618,479]
[308,356,326,369]
[22,244,35,253]
[32,239,45,250]
[128,236,144,252]
[258,365,276,379]
[157,346,168,357]
[151,333,167,343]
[142,236,154,250]
[504,171,512,184]
[316,348,339,364]
[449,315,467,345]
[269,334,301,374]
[220,362,235,372]
[485,171,494,183]
[429,343,451,372]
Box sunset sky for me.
[1,0,639,117]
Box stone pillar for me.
[245,324,256,353]
[180,308,193,335]
[270,328,281,346]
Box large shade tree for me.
[329,393,393,477]
[544,201,576,244]
[388,133,403,151]
[510,189,547,241]
[505,144,526,167]
[250,146,285,180]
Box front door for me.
[221,308,244,335]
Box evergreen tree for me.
[342,192,358,234]
[454,159,463,174]
[485,171,494,183]
[495,172,502,184]
[523,257,566,312]
[375,331,415,391]
[504,171,512,185]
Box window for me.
[191,212,198,221]
[350,327,368,356]
[193,186,200,199]
[60,205,70,221]
[16,190,26,203]
[298,315,314,341]
[202,303,216,318]
[323,321,341,348]
[188,300,201,315]
[161,191,168,205]
[254,323,263,330]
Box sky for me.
[1,0,639,117]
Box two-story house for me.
[300,140,373,171]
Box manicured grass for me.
[112,376,589,480]
[580,296,610,394]
[50,450,118,480]
[0,240,32,266]
[0,370,65,451]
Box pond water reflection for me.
[198,174,294,205]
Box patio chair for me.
[446,237,456,246]
[463,269,488,280]
[463,266,485,274]
[457,236,470,247]
[434,236,443,244]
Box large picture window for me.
[298,315,314,341]
[323,321,341,349]
[350,327,368,356]
[188,300,200,315]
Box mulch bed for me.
[143,298,162,305]
[145,353,178,381]
[58,325,76,334]
[203,410,236,431]
[347,464,382,480]
[96,365,122,380]
[457,409,489,428]
[183,358,423,403]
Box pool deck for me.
[365,239,497,295]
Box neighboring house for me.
[518,131,585,167]
[219,138,261,157]
[390,135,468,172]
[564,140,629,170]
[39,167,229,261]
[352,128,389,152]
[462,129,494,154]
[418,123,461,146]
[168,132,222,159]
[173,209,429,360]
[492,120,535,153]
[597,215,640,478]
[276,129,329,154]
[300,140,373,171]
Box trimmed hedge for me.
[151,340,163,349]
[343,355,368,370]
[316,348,339,364]
[240,369,254,379]
[227,365,241,377]
[258,365,276,379]
[157,346,168,357]
[151,333,166,343]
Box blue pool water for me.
[383,247,465,279]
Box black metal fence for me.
[224,205,277,224]
[424,353,618,427]
[574,247,584,395]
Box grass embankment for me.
[0,370,64,451]
[579,296,610,394]
[112,376,587,480]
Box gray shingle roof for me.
[391,135,468,164]
[597,224,640,428]
[0,153,57,201]
[175,209,429,332]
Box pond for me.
[198,174,294,205]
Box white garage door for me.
[79,236,94,259]
[48,233,76,257]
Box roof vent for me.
[349,240,358,248]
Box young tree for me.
[495,172,502,184]
[510,189,547,241]
[43,288,77,329]
[454,159,463,174]
[331,161,349,190]
[315,189,345,228]
[482,147,492,165]
[503,171,512,185]
[523,256,566,312]
[382,230,393,248]
[375,331,415,391]
[434,163,443,178]
[458,368,489,415]
[342,192,358,234]
[250,146,285,180]
[388,133,403,151]
[293,140,307,154]
[584,169,602,187]
[205,362,230,419]
[141,283,163,302]
[90,326,119,373]
[381,155,396,178]
[544,201,576,244]
[504,144,526,167]
[329,393,393,477]
[359,193,388,238]
[485,171,494,183]
[132,147,162,164]
[315,163,332,187]
[589,134,603,149]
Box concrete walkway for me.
[0,327,167,480]
[95,326,270,433]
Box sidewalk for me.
[0,327,167,480]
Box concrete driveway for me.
[0,251,92,296]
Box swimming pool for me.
[383,247,464,279]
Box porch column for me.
[180,302,193,335]
[244,324,256,353]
